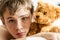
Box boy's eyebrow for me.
[19,15,29,17]
[7,17,12,19]
[19,14,30,18]
[7,14,30,19]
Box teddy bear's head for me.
[33,2,58,25]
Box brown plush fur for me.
[27,1,60,36]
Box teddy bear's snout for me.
[36,15,40,19]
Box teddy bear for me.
[34,1,60,32]
[27,1,60,36]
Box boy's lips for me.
[16,32,26,36]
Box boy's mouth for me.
[16,32,26,36]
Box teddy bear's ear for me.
[55,7,60,18]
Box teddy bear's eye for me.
[38,9,41,12]
[44,12,47,15]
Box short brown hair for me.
[0,0,34,17]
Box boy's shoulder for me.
[0,25,14,40]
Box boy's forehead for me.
[3,7,31,17]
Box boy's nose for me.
[16,21,23,31]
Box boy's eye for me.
[21,17,29,21]
[8,20,15,23]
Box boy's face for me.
[2,6,32,38]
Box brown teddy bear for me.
[34,1,60,32]
[27,1,60,36]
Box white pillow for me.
[26,37,47,40]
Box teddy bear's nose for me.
[36,15,39,18]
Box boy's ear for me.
[31,16,35,22]
[1,18,5,25]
